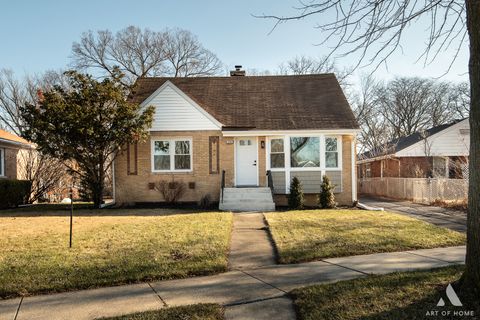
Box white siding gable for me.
[141,81,222,131]
[396,119,470,157]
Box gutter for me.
[222,129,361,137]
[357,153,397,164]
[0,138,35,149]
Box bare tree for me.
[278,55,352,86]
[71,26,223,84]
[376,77,439,138]
[0,70,29,134]
[355,76,468,155]
[18,149,68,203]
[449,81,470,118]
[0,69,68,135]
[162,28,224,77]
[262,0,480,292]
[0,70,72,203]
[353,74,391,155]
[244,68,272,76]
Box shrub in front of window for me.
[318,175,337,209]
[288,176,304,209]
[0,179,32,209]
[155,180,186,203]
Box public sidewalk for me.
[0,245,465,320]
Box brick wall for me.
[360,157,434,179]
[258,136,267,187]
[115,132,354,206]
[115,130,235,205]
[334,135,354,205]
[361,158,401,178]
[400,157,432,177]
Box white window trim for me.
[267,137,286,171]
[325,136,342,170]
[151,138,193,173]
[0,148,4,177]
[266,134,343,193]
[267,135,342,171]
[289,136,322,170]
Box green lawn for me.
[98,304,224,320]
[291,266,478,320]
[0,210,232,298]
[265,210,466,263]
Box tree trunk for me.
[463,0,480,292]
[90,161,105,209]
[94,165,105,209]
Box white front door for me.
[235,137,258,186]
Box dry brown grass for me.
[0,211,232,298]
[430,199,468,212]
[265,210,466,263]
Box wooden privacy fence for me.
[358,177,468,204]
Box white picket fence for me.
[358,177,468,204]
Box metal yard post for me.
[69,187,73,248]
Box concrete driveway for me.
[359,196,467,233]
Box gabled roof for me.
[358,119,465,161]
[130,74,359,131]
[0,129,33,147]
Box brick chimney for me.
[230,65,245,76]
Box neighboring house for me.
[358,119,470,179]
[114,70,360,210]
[0,129,34,180]
[0,129,78,203]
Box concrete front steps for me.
[219,187,276,212]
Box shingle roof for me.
[359,119,464,160]
[130,74,359,131]
[0,129,32,147]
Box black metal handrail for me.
[266,170,274,194]
[221,170,226,203]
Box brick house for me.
[357,119,470,179]
[114,70,360,210]
[0,129,34,180]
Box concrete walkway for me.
[360,196,467,232]
[0,246,465,320]
[226,212,289,319]
[228,213,276,269]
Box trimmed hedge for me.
[0,179,32,209]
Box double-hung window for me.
[152,139,192,172]
[325,137,339,168]
[270,138,285,168]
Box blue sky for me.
[0,0,469,85]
